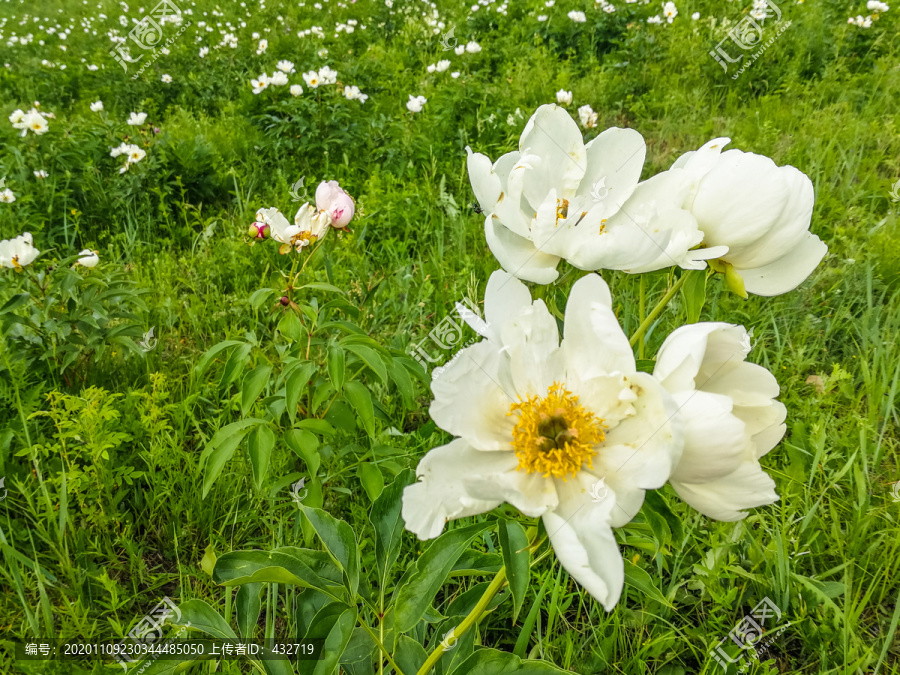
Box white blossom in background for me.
[290,84,303,96]
[556,89,573,105]
[270,71,289,86]
[76,249,100,268]
[34,170,48,178]
[276,60,295,73]
[256,38,268,54]
[302,70,320,88]
[127,111,147,125]
[90,100,104,112]
[465,40,482,53]
[0,232,40,269]
[663,1,678,22]
[577,103,597,128]
[318,66,337,84]
[161,73,172,83]
[0,188,15,204]
[568,10,587,22]
[251,73,270,93]
[407,94,427,113]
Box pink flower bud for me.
[248,222,270,239]
[279,296,290,306]
[315,180,356,229]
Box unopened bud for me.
[248,222,270,239]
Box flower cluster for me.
[249,180,355,254]
[110,143,147,173]
[466,105,826,296]
[402,103,827,611]
[10,107,49,136]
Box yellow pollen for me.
[508,382,605,480]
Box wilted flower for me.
[663,137,827,296]
[402,271,683,610]
[315,180,355,228]
[0,232,40,270]
[653,323,783,520]
[75,249,100,268]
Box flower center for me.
[508,382,605,479]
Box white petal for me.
[481,269,533,343]
[668,391,747,483]
[465,148,502,212]
[543,473,624,610]
[654,323,743,393]
[576,127,645,206]
[738,233,827,296]
[499,301,564,397]
[485,216,560,284]
[430,341,516,450]
[518,105,587,207]
[562,273,635,379]
[402,439,508,539]
[671,460,778,521]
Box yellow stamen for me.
[508,382,605,480]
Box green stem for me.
[416,566,508,675]
[628,274,688,348]
[638,275,647,360]
[359,620,407,675]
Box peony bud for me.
[248,222,270,239]
[315,180,356,229]
[279,296,290,306]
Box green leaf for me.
[299,282,346,295]
[498,520,530,622]
[370,469,414,589]
[278,311,305,342]
[0,293,30,315]
[328,344,346,391]
[249,288,276,310]
[213,547,344,594]
[393,635,427,674]
[623,559,675,608]
[448,648,569,675]
[342,342,389,385]
[196,340,243,377]
[298,505,360,598]
[394,521,494,633]
[200,544,217,577]
[177,599,237,638]
[235,582,264,639]
[680,269,708,323]
[285,429,321,476]
[357,462,384,502]
[201,419,264,499]
[296,418,336,435]
[388,358,415,408]
[286,361,317,423]
[343,380,375,439]
[220,343,252,391]
[248,425,275,490]
[297,603,356,675]
[202,418,267,464]
[241,364,273,416]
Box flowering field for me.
[1,0,900,673]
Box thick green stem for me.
[416,566,508,675]
[359,620,407,675]
[638,275,647,360]
[628,274,688,348]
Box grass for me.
[1,0,899,672]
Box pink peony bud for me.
[248,222,270,239]
[315,180,356,229]
[279,296,290,306]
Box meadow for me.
[1,0,900,673]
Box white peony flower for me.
[577,103,598,128]
[161,73,173,83]
[276,59,295,73]
[290,84,303,96]
[251,73,270,93]
[663,1,677,22]
[436,59,451,72]
[90,100,104,112]
[556,89,573,105]
[302,70,320,88]
[0,232,40,269]
[402,271,683,610]
[568,10,587,22]
[317,65,338,84]
[664,138,827,296]
[75,249,100,268]
[0,188,16,203]
[653,323,783,521]
[407,94,427,113]
[34,170,48,178]
[127,111,147,125]
[269,71,289,86]
[465,40,482,53]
